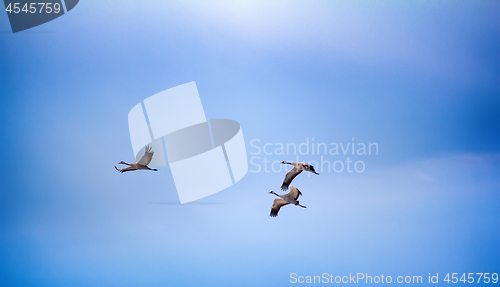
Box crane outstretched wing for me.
[281,167,302,191]
[270,198,288,217]
[137,145,154,165]
[288,186,302,200]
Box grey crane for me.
[280,161,319,191]
[269,186,306,217]
[115,145,158,173]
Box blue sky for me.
[0,1,499,286]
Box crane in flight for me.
[269,186,306,217]
[280,161,319,191]
[115,145,158,173]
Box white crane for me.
[269,186,306,217]
[280,161,319,191]
[115,145,158,173]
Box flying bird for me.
[269,186,306,217]
[115,145,158,173]
[280,161,319,191]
